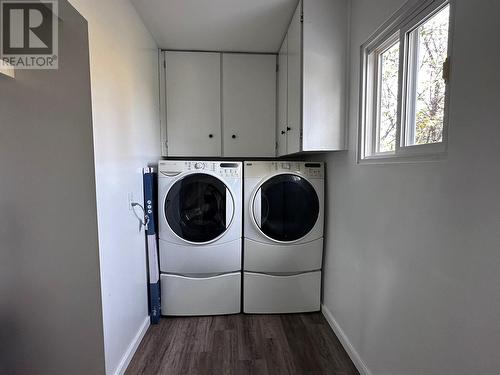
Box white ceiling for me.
[130,0,299,53]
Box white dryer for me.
[243,161,324,313]
[158,160,242,316]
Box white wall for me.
[316,0,500,374]
[68,0,160,373]
[0,1,105,373]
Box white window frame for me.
[363,32,400,159]
[358,0,454,163]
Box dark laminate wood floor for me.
[126,313,359,375]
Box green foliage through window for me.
[407,5,450,145]
[378,41,400,152]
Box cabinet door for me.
[277,35,288,157]
[165,51,221,156]
[222,53,276,157]
[302,0,347,151]
[286,0,303,154]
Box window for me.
[359,0,452,162]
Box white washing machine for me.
[243,161,324,313]
[158,160,242,316]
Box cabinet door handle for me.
[231,134,237,139]
[281,130,286,135]
[286,126,291,131]
[209,134,213,138]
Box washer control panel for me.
[159,161,242,178]
[217,162,241,178]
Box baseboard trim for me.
[114,316,150,375]
[321,304,373,375]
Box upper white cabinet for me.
[161,51,277,157]
[277,0,348,155]
[286,2,303,155]
[164,51,221,157]
[277,36,288,157]
[222,54,276,157]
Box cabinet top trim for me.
[161,49,278,56]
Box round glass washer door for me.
[165,173,234,243]
[252,173,319,242]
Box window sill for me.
[358,150,447,165]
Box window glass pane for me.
[407,4,450,145]
[377,41,400,153]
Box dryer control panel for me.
[159,160,242,178]
[244,161,324,178]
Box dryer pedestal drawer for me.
[243,271,321,314]
[159,238,241,274]
[161,273,241,316]
[244,237,323,273]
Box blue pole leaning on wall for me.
[143,167,161,324]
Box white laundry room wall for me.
[311,0,500,374]
[68,0,161,373]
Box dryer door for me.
[253,174,319,242]
[165,173,234,243]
